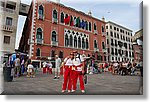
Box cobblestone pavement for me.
[2,71,142,95]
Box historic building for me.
[0,0,29,65]
[19,0,107,68]
[105,21,134,62]
[0,0,20,63]
[132,29,143,63]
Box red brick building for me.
[19,0,107,68]
[133,43,143,63]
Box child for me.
[27,62,34,78]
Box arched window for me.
[89,22,91,31]
[53,9,58,19]
[78,37,81,48]
[94,40,98,48]
[102,26,105,32]
[38,5,44,20]
[86,38,89,49]
[36,28,43,44]
[70,35,73,47]
[52,31,57,42]
[60,12,64,23]
[82,37,85,49]
[85,21,88,30]
[36,48,41,56]
[74,36,77,48]
[36,28,42,39]
[65,34,69,47]
[76,17,80,28]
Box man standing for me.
[54,55,61,80]
[14,56,20,78]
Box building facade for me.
[0,0,20,63]
[106,21,134,62]
[19,0,107,68]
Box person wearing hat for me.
[62,53,74,93]
[72,51,85,93]
[54,54,62,80]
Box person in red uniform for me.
[72,51,85,93]
[62,53,74,93]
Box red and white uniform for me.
[72,55,85,91]
[62,57,73,91]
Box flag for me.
[64,16,70,25]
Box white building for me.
[0,0,20,63]
[106,21,134,62]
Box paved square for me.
[2,71,142,95]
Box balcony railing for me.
[94,48,99,52]
[53,18,58,24]
[0,7,15,13]
[36,39,43,44]
[1,25,13,32]
[51,41,58,46]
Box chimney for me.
[88,10,92,16]
[102,16,105,22]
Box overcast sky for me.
[15,0,142,49]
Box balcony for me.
[0,7,15,13]
[102,32,106,37]
[94,30,98,35]
[94,48,99,52]
[36,39,43,44]
[1,25,13,32]
[53,18,58,24]
[51,41,58,47]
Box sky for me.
[15,0,142,49]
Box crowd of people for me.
[88,60,143,76]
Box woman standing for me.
[62,53,74,93]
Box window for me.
[94,23,97,30]
[76,17,81,28]
[4,36,10,44]
[115,40,117,46]
[69,35,73,47]
[104,56,107,61]
[74,36,77,48]
[117,34,119,39]
[36,28,43,44]
[82,38,85,49]
[59,51,63,58]
[102,42,105,49]
[110,25,112,29]
[85,21,88,30]
[0,1,5,7]
[107,39,109,44]
[53,9,58,19]
[115,48,117,55]
[36,28,42,39]
[60,12,64,23]
[65,34,69,47]
[78,37,81,48]
[6,3,16,10]
[111,39,114,46]
[38,5,44,20]
[86,38,89,49]
[102,26,105,32]
[52,31,57,42]
[114,32,116,38]
[117,28,119,31]
[94,40,98,48]
[36,48,41,56]
[89,22,91,31]
[6,17,12,26]
[110,31,113,37]
[114,27,116,30]
[107,48,110,53]
[106,26,108,29]
[111,48,114,55]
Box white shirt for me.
[73,55,84,71]
[55,58,61,68]
[43,62,47,67]
[48,63,52,68]
[113,63,118,67]
[64,58,73,66]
